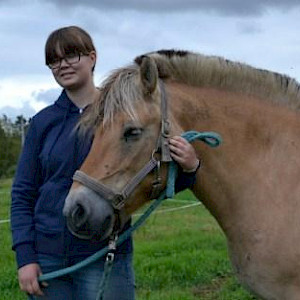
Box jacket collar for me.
[55,90,81,113]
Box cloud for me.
[1,0,300,121]
[2,0,300,16]
[36,0,300,16]
[236,21,262,35]
[0,88,62,120]
[0,102,36,121]
[32,88,61,105]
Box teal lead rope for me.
[166,131,222,198]
[29,130,222,300]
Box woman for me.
[11,26,200,299]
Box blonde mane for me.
[145,50,300,107]
[79,49,300,133]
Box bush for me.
[4,165,16,179]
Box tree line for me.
[0,115,29,178]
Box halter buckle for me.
[112,194,125,210]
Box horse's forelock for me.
[102,67,143,124]
[78,65,143,135]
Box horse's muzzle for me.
[63,186,115,240]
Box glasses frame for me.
[47,53,89,70]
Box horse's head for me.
[63,56,175,240]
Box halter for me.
[72,81,172,232]
[37,130,222,300]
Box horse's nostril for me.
[72,204,88,229]
[65,192,116,241]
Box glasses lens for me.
[65,53,80,64]
[48,59,60,69]
[48,53,81,69]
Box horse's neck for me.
[168,82,300,234]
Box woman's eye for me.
[52,58,60,64]
[65,53,77,59]
[123,127,143,141]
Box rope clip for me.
[106,252,115,262]
[108,234,118,251]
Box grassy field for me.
[0,179,257,299]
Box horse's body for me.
[63,50,300,300]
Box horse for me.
[63,49,300,300]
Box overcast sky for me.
[1,0,300,119]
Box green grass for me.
[0,179,23,299]
[0,179,257,299]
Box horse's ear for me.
[139,56,158,96]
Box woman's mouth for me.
[60,72,75,78]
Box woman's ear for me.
[89,51,97,72]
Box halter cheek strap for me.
[157,80,172,163]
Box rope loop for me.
[166,131,222,198]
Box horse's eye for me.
[123,127,143,141]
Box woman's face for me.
[51,47,96,90]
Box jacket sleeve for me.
[11,118,42,268]
[175,168,197,193]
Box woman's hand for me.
[169,136,200,172]
[18,263,47,296]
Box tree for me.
[0,115,26,178]
[14,115,29,146]
[0,123,8,177]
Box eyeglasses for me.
[47,53,88,70]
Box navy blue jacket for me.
[11,90,196,268]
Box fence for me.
[0,191,200,226]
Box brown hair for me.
[45,26,96,70]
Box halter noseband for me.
[72,81,171,230]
